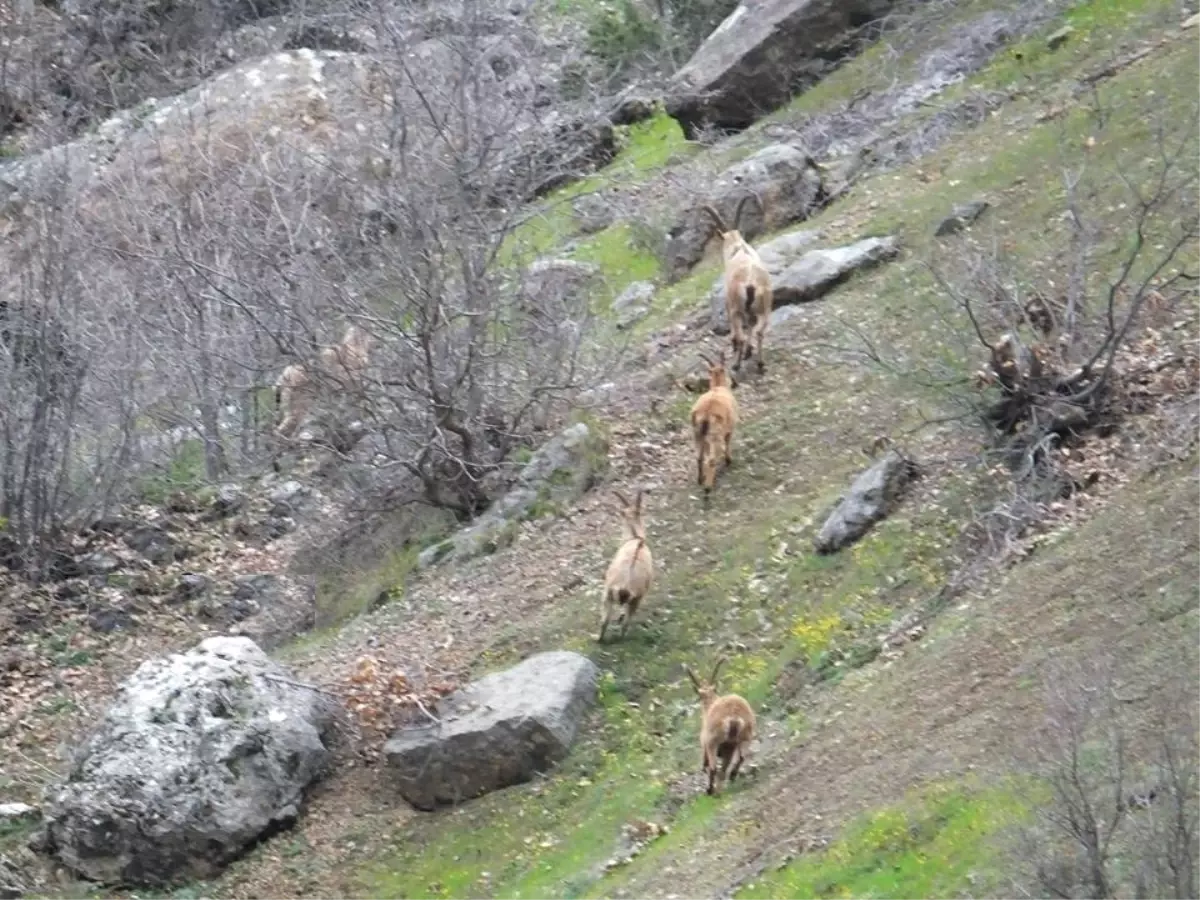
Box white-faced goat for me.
[690,350,738,502]
[274,324,373,439]
[702,196,774,374]
[684,657,757,795]
[598,489,654,643]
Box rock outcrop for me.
[37,637,336,887]
[709,233,898,332]
[385,651,599,810]
[814,450,919,553]
[418,421,608,569]
[666,144,826,279]
[665,0,904,138]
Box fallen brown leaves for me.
[335,655,459,762]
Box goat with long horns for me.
[702,195,774,375]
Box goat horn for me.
[710,655,728,685]
[612,489,631,508]
[634,489,644,513]
[683,665,702,691]
[733,192,765,230]
[698,351,716,367]
[700,204,728,233]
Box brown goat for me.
[319,324,373,391]
[702,196,774,374]
[273,324,373,439]
[684,657,757,795]
[690,351,739,502]
[599,489,654,642]
[273,363,316,439]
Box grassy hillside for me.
[15,0,1194,897]
[317,0,1198,897]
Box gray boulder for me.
[814,450,918,554]
[418,421,608,569]
[38,637,336,887]
[934,199,990,237]
[665,0,903,138]
[0,850,32,900]
[385,651,599,810]
[772,235,900,305]
[612,280,656,313]
[521,259,601,317]
[666,144,825,279]
[710,232,902,331]
[572,192,617,234]
[612,281,656,330]
[709,232,893,332]
[123,525,176,565]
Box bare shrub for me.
[935,109,1198,491]
[0,5,618,571]
[1010,657,1199,899]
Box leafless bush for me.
[931,109,1198,501]
[1010,657,1199,899]
[0,4,618,572]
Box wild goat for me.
[273,324,373,439]
[690,351,738,502]
[702,195,773,374]
[684,657,756,795]
[598,489,654,643]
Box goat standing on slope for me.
[273,323,373,439]
[690,351,738,503]
[684,657,757,796]
[702,196,774,374]
[599,489,654,643]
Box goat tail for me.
[695,415,710,442]
[627,538,646,580]
[744,284,758,330]
[725,717,744,743]
[615,587,633,607]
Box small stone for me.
[934,200,989,237]
[0,803,38,823]
[1046,25,1073,50]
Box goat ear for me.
[683,665,702,693]
[710,656,728,685]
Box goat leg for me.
[729,748,745,782]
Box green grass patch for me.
[969,0,1180,94]
[502,112,690,269]
[359,347,986,899]
[571,221,661,306]
[736,782,1028,899]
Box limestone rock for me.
[666,0,903,138]
[666,144,825,279]
[385,651,599,809]
[38,636,336,886]
[814,450,919,553]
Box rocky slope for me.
[1,0,1198,897]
